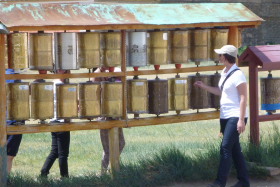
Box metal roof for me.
[0,1,263,31]
[239,45,280,70]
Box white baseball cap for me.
[214,45,238,58]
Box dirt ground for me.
[165,175,280,187]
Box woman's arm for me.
[237,82,247,134]
[194,81,222,96]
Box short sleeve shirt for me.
[218,64,248,119]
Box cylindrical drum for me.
[102,81,123,117]
[29,33,54,70]
[8,33,28,69]
[31,82,54,120]
[56,83,78,119]
[210,29,229,61]
[4,34,8,69]
[168,77,189,111]
[79,82,101,118]
[210,73,221,108]
[190,29,211,62]
[54,32,78,70]
[261,78,280,111]
[127,32,147,67]
[6,82,30,120]
[171,30,190,64]
[188,74,211,109]
[77,32,101,69]
[148,78,168,115]
[127,79,148,114]
[148,31,170,65]
[104,32,122,67]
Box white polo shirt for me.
[218,64,248,119]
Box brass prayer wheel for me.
[168,77,189,111]
[79,82,101,118]
[56,83,78,119]
[188,74,211,109]
[148,78,168,115]
[29,33,54,70]
[171,30,190,64]
[210,29,229,61]
[102,81,123,117]
[148,31,170,65]
[127,31,147,67]
[127,79,148,114]
[261,77,280,111]
[6,82,30,120]
[54,32,78,70]
[77,32,101,69]
[210,73,221,109]
[31,81,54,120]
[104,32,122,67]
[8,32,28,69]
[190,29,211,63]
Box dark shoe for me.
[207,182,223,187]
[230,181,250,187]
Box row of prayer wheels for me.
[4,28,229,70]
[6,74,220,121]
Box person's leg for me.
[57,132,70,178]
[215,118,239,187]
[7,134,22,174]
[232,119,250,187]
[41,132,59,176]
[100,129,109,172]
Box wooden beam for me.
[109,128,120,174]
[121,30,127,121]
[259,114,280,122]
[7,22,262,32]
[7,111,220,135]
[0,34,8,186]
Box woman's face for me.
[218,54,226,64]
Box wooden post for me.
[109,127,120,174]
[0,34,8,186]
[228,26,239,47]
[121,30,127,120]
[249,62,260,145]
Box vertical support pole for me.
[121,30,127,120]
[228,26,240,65]
[0,34,8,186]
[109,127,120,174]
[249,63,260,145]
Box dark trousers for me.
[41,132,70,177]
[216,117,250,187]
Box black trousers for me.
[41,132,70,177]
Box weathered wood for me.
[228,26,239,47]
[7,21,261,32]
[7,111,220,135]
[109,128,120,173]
[121,30,127,121]
[0,34,8,186]
[259,114,280,122]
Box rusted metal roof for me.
[0,1,263,30]
[239,45,280,70]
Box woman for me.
[194,45,250,187]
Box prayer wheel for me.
[6,82,30,120]
[77,32,101,69]
[261,77,280,111]
[148,78,168,115]
[148,31,170,65]
[29,33,54,70]
[104,32,122,67]
[127,79,148,114]
[56,83,78,119]
[4,34,8,69]
[188,74,211,109]
[171,30,190,64]
[79,81,101,118]
[30,81,54,120]
[102,81,123,117]
[210,29,229,61]
[127,32,147,67]
[8,32,28,69]
[54,32,78,70]
[190,29,211,63]
[168,77,189,111]
[210,73,221,108]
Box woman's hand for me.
[194,81,205,88]
[237,119,246,134]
